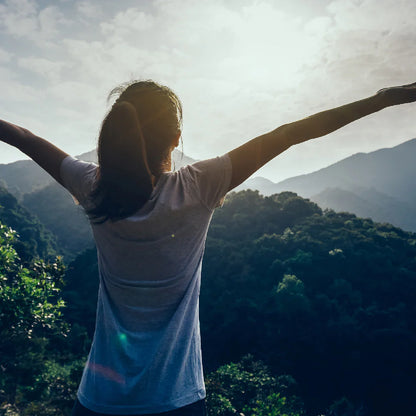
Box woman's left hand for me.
[377,81,416,106]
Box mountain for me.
[0,160,54,198]
[0,185,58,261]
[236,138,416,231]
[312,186,416,232]
[0,148,194,199]
[3,138,416,243]
[279,139,416,202]
[22,183,93,261]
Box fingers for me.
[400,81,416,88]
[377,82,416,95]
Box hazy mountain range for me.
[235,138,416,232]
[0,138,415,257]
[0,149,194,198]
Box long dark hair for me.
[87,80,183,223]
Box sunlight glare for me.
[216,3,319,87]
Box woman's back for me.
[60,153,232,414]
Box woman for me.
[1,80,415,416]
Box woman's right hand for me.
[377,81,416,106]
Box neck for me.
[152,153,172,183]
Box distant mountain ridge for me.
[0,148,195,199]
[0,159,54,197]
[0,149,196,260]
[235,138,416,232]
[1,139,416,255]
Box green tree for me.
[246,392,302,416]
[206,355,304,416]
[0,221,69,412]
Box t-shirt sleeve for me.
[60,156,98,206]
[187,153,232,210]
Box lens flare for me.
[88,362,125,385]
[118,332,127,344]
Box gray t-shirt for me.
[60,154,232,414]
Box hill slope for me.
[0,148,194,198]
[61,190,416,416]
[236,138,416,231]
[274,138,416,202]
[0,185,58,261]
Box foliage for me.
[61,247,99,337]
[4,189,416,415]
[206,355,304,416]
[246,393,301,416]
[201,191,416,415]
[22,183,93,261]
[0,221,75,413]
[13,358,85,416]
[327,397,366,416]
[53,190,416,415]
[0,186,58,261]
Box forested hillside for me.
[202,191,416,415]
[1,190,416,415]
[0,185,58,261]
[22,183,93,260]
[60,191,416,415]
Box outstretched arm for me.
[0,120,69,185]
[228,82,416,191]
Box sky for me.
[0,0,415,182]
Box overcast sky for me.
[0,0,415,182]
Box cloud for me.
[0,66,38,103]
[37,6,67,39]
[312,0,416,87]
[0,0,69,46]
[0,47,13,62]
[327,0,414,31]
[76,1,103,20]
[17,57,65,83]
[0,0,415,179]
[0,0,38,38]
[100,8,154,37]
[255,0,416,181]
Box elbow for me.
[273,124,299,147]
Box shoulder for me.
[60,156,98,206]
[184,154,231,177]
[173,154,232,210]
[60,156,98,177]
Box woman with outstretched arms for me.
[0,81,415,416]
